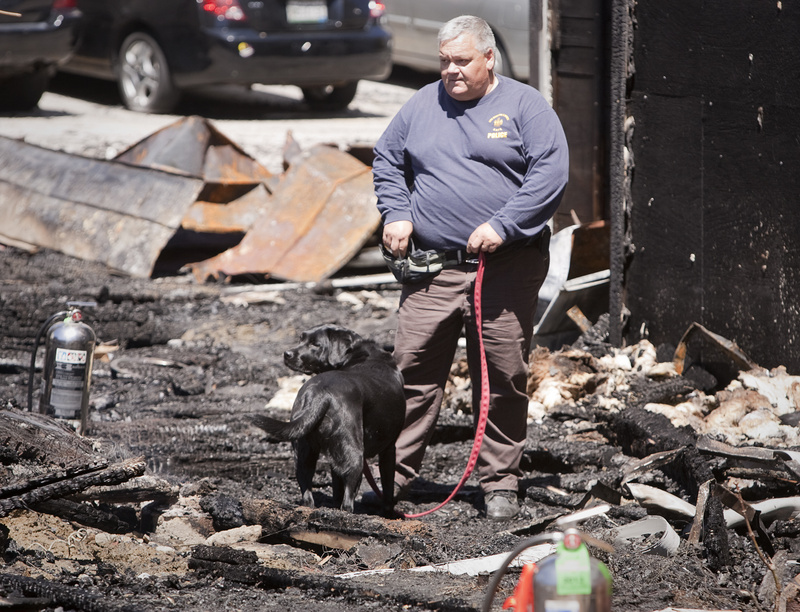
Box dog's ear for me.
[324,327,361,368]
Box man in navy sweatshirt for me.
[371,15,569,520]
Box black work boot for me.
[485,490,520,520]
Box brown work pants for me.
[393,242,549,495]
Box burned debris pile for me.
[1,240,799,612]
[0,123,798,611]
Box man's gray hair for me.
[438,15,497,56]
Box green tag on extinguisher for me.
[555,540,592,595]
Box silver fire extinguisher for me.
[483,506,613,612]
[27,302,97,434]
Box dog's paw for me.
[302,491,316,507]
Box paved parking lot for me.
[0,70,430,174]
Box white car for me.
[385,0,530,81]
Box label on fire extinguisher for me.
[50,348,88,418]
[555,541,592,595]
[55,347,88,365]
[544,600,580,612]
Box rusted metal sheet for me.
[181,184,271,234]
[115,115,275,189]
[188,145,380,283]
[0,136,203,277]
[0,120,378,283]
[673,322,759,375]
[203,143,273,186]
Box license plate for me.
[286,0,328,24]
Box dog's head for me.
[284,324,362,374]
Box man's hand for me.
[467,223,503,253]
[383,220,414,258]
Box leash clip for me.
[456,249,479,265]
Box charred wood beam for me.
[622,448,685,484]
[697,436,773,460]
[242,498,315,538]
[608,0,631,347]
[688,479,714,546]
[698,436,800,483]
[0,594,52,609]
[0,410,95,465]
[305,506,423,540]
[622,376,697,409]
[679,469,731,570]
[544,402,596,422]
[245,499,429,545]
[0,458,146,518]
[0,459,109,498]
[521,442,616,474]
[714,485,774,557]
[0,573,134,612]
[73,475,180,505]
[596,405,696,457]
[30,499,134,533]
[655,446,731,569]
[189,545,479,611]
[722,468,799,485]
[192,544,259,565]
[190,544,338,590]
[590,377,697,456]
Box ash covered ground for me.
[0,245,797,612]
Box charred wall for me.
[622,0,800,371]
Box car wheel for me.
[301,81,359,112]
[117,32,180,113]
[0,70,50,111]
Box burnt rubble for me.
[1,246,799,612]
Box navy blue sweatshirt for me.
[373,76,569,252]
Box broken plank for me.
[31,498,133,533]
[0,458,146,517]
[287,529,361,552]
[0,409,95,467]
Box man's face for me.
[439,33,495,102]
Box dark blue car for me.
[60,0,393,113]
[0,0,82,110]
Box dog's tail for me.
[253,393,329,441]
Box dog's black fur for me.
[254,324,405,516]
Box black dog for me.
[254,325,405,516]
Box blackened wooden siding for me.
[624,0,800,371]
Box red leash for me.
[364,251,491,518]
